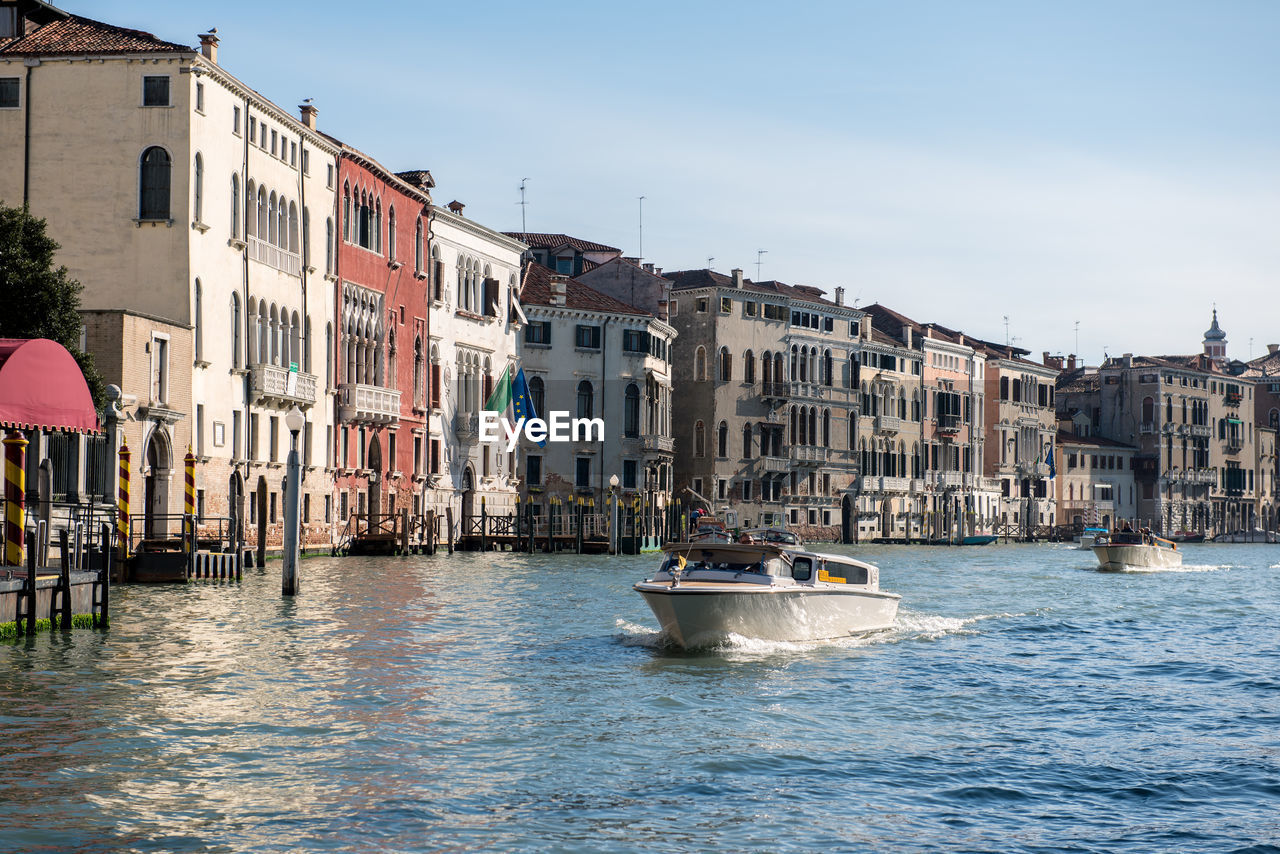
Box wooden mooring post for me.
[575,498,584,554]
[445,507,454,554]
[399,508,410,555]
[426,509,436,555]
[480,497,488,552]
[55,528,71,630]
[95,522,111,628]
[525,498,534,553]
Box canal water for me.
[3,543,1279,853]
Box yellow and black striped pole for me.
[118,440,131,559]
[3,430,28,567]
[184,446,196,554]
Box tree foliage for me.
[0,203,106,407]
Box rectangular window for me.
[527,455,543,486]
[249,413,259,461]
[742,480,753,500]
[430,438,440,474]
[303,494,311,524]
[575,324,601,349]
[270,491,277,524]
[622,329,648,353]
[232,412,242,459]
[290,141,297,166]
[575,456,591,489]
[720,297,732,314]
[623,459,637,490]
[304,423,313,467]
[270,129,278,156]
[717,478,727,500]
[324,495,332,524]
[233,105,241,135]
[269,416,279,463]
[696,298,708,313]
[197,489,205,522]
[302,148,309,174]
[195,404,205,456]
[744,301,757,317]
[142,76,170,107]
[388,432,397,473]
[248,116,256,142]
[0,78,18,109]
[524,321,552,345]
[413,437,422,476]
[327,164,334,188]
[195,82,204,113]
[150,334,169,404]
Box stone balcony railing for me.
[934,470,964,489]
[937,414,962,434]
[641,435,675,453]
[454,412,479,441]
[249,362,317,407]
[790,445,829,465]
[910,478,926,493]
[760,380,790,400]
[1184,424,1211,438]
[881,476,910,493]
[338,382,401,426]
[248,235,302,277]
[790,380,827,400]
[759,455,789,473]
[875,415,902,434]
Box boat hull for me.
[1092,543,1183,571]
[634,584,900,648]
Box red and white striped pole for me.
[3,430,28,567]
[117,440,131,559]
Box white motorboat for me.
[1092,531,1183,571]
[1076,527,1108,550]
[633,542,900,649]
[1211,528,1278,544]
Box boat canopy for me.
[661,542,785,564]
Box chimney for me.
[1269,344,1279,354]
[643,263,654,273]
[1122,353,1133,368]
[298,102,318,130]
[549,275,568,307]
[834,286,845,306]
[199,31,219,64]
[902,326,912,348]
[653,267,662,277]
[447,200,465,216]
[731,268,743,289]
[1043,352,1063,370]
[1067,354,1077,371]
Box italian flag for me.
[484,364,513,422]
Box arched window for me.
[529,376,545,417]
[388,206,396,261]
[231,293,241,369]
[325,322,333,389]
[415,218,424,274]
[577,380,594,419]
[790,345,798,381]
[848,411,856,446]
[289,311,301,370]
[289,202,299,255]
[192,153,203,222]
[624,384,640,437]
[742,423,753,459]
[139,146,171,220]
[694,420,706,458]
[1142,396,1155,425]
[912,390,921,421]
[303,318,311,374]
[343,184,351,242]
[694,346,707,381]
[719,346,732,382]
[717,420,728,457]
[256,185,267,239]
[823,409,831,446]
[245,179,256,237]
[301,207,309,264]
[230,174,240,238]
[744,350,755,384]
[374,198,383,253]
[268,191,278,245]
[413,337,424,408]
[193,279,203,362]
[823,350,833,386]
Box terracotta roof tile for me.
[663,269,841,309]
[0,14,189,56]
[1056,429,1137,450]
[503,232,621,254]
[519,262,650,316]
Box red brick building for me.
[331,147,433,526]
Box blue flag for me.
[1046,443,1056,479]
[512,368,544,447]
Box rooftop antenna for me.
[756,248,767,281]
[1003,315,1010,347]
[1074,320,1080,358]
[638,195,646,263]
[517,178,530,232]
[707,256,715,270]
[1249,337,1254,358]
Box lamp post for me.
[281,405,304,596]
[609,473,620,555]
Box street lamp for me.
[609,473,620,555]
[281,405,304,596]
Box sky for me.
[80,0,1280,366]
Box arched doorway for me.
[841,494,854,544]
[461,466,475,526]
[144,428,171,540]
[255,475,268,568]
[880,497,892,542]
[367,432,382,518]
[228,470,244,547]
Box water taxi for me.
[1091,531,1182,571]
[633,542,900,649]
[1076,527,1109,550]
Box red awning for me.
[0,338,99,434]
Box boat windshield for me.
[662,556,779,575]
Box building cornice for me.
[430,207,527,254]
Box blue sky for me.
[83,0,1280,364]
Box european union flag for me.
[512,368,544,447]
[1046,443,1056,479]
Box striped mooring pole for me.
[184,446,196,553]
[3,430,28,567]
[118,440,131,559]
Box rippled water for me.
[3,543,1280,853]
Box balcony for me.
[641,435,675,453]
[1224,435,1244,452]
[454,412,479,441]
[338,382,401,426]
[937,414,962,435]
[790,445,829,465]
[248,235,301,277]
[909,478,926,493]
[1225,391,1243,407]
[875,415,902,434]
[935,471,964,489]
[881,476,910,493]
[759,455,789,473]
[249,362,317,407]
[1185,423,1211,438]
[1017,461,1051,479]
[761,380,790,401]
[861,475,880,492]
[790,380,827,400]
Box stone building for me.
[1054,422,1138,531]
[664,268,863,541]
[0,3,339,553]
[1240,344,1280,531]
[517,261,676,528]
[425,202,525,527]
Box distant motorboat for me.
[1166,530,1206,543]
[1211,528,1278,544]
[1076,527,1109,550]
[1092,531,1182,571]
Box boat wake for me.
[1104,562,1229,574]
[613,609,1021,655]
